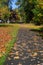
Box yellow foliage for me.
[37,0,43,9]
[0,6,10,19]
[0,6,10,14]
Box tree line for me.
[0,0,43,25]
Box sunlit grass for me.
[19,23,43,29]
[19,23,43,38]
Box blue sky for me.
[12,0,17,9]
[9,0,18,10]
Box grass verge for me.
[0,24,20,65]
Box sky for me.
[9,0,18,10]
[12,0,18,9]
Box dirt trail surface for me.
[4,28,43,65]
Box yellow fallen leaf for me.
[14,56,20,60]
[18,63,22,65]
[15,51,19,55]
[8,57,11,60]
[0,53,3,57]
[31,52,38,57]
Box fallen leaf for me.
[14,56,20,59]
[0,53,3,57]
[31,52,38,57]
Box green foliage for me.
[16,0,34,23]
[0,6,10,22]
[0,0,10,22]
[32,0,43,25]
[16,0,43,25]
[0,0,43,24]
[0,0,8,8]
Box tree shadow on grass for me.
[30,27,43,38]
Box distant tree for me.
[0,0,11,23]
[0,6,10,22]
[9,9,21,23]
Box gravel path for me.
[4,28,43,65]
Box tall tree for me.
[16,0,43,24]
[16,0,34,23]
[0,0,10,22]
[32,0,43,25]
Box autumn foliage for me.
[0,27,12,57]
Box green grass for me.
[0,23,12,27]
[0,39,16,65]
[0,24,20,65]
